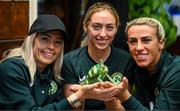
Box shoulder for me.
[160,52,180,87]
[111,47,131,58]
[164,52,180,71]
[0,57,29,80]
[0,57,25,68]
[107,47,135,73]
[110,47,132,62]
[62,47,89,72]
[64,47,87,62]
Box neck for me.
[36,63,46,73]
[88,46,111,63]
[147,52,162,74]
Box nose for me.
[99,27,107,37]
[136,41,144,51]
[48,41,55,49]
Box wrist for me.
[117,89,131,103]
[67,93,82,108]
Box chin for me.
[96,44,109,50]
[41,59,54,65]
[137,62,149,68]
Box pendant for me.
[41,90,45,94]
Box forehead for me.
[128,25,157,38]
[90,10,116,23]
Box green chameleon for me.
[82,59,123,85]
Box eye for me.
[91,24,102,30]
[39,34,49,41]
[142,38,152,44]
[106,25,115,31]
[128,39,137,45]
[55,40,63,45]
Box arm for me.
[61,58,79,101]
[0,59,72,110]
[153,68,180,109]
[124,57,136,92]
[116,77,149,110]
[105,98,125,110]
[117,70,180,110]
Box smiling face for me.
[33,30,63,72]
[127,25,164,72]
[84,10,117,50]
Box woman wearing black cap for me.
[0,14,121,110]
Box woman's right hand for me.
[72,81,121,101]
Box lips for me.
[136,53,148,61]
[96,38,108,44]
[42,51,54,58]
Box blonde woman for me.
[62,2,134,110]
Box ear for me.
[83,25,87,32]
[159,38,165,50]
[114,26,118,34]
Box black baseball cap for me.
[29,14,68,41]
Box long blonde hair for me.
[3,33,63,83]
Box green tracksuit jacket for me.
[123,51,180,110]
[0,57,72,110]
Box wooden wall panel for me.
[0,0,29,60]
[0,1,29,39]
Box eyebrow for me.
[40,33,63,39]
[91,22,115,25]
[129,36,152,39]
[142,36,151,38]
[40,33,51,37]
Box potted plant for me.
[129,0,177,48]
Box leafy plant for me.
[129,0,177,48]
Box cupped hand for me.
[116,76,129,90]
[73,81,121,101]
[116,77,131,103]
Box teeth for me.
[137,54,147,60]
[44,52,53,56]
[97,39,107,43]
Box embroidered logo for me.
[48,80,57,95]
[78,75,86,84]
[111,72,123,84]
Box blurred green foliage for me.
[129,0,177,48]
